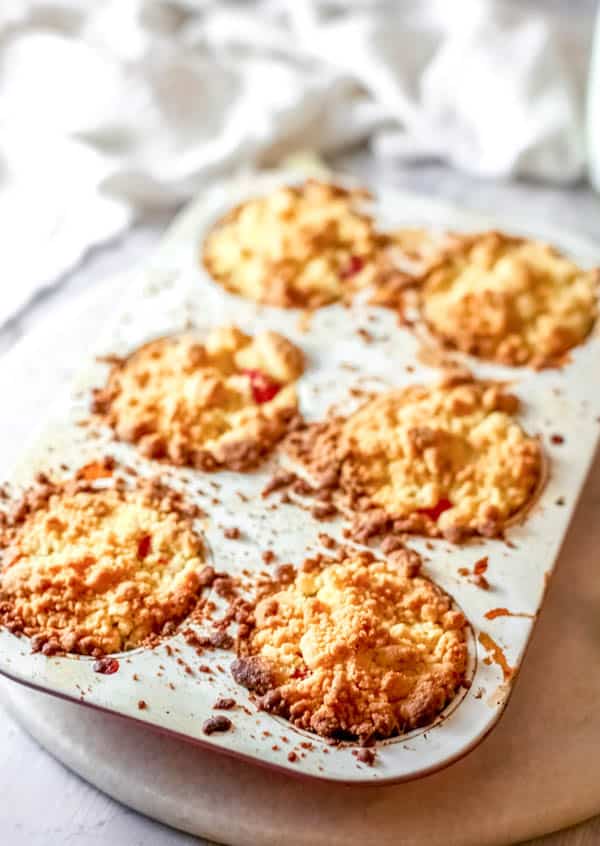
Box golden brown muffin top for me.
[420,231,598,368]
[93,326,304,472]
[232,548,468,742]
[0,472,207,656]
[203,180,389,309]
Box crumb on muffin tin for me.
[92,326,304,472]
[0,469,209,656]
[232,548,468,743]
[284,374,543,543]
[418,230,598,369]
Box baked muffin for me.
[285,376,542,542]
[0,471,208,656]
[420,231,598,368]
[92,327,304,471]
[202,180,389,308]
[232,548,468,743]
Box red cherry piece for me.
[340,255,365,279]
[242,369,281,404]
[291,666,308,680]
[137,534,152,559]
[417,498,453,521]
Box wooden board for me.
[2,440,599,846]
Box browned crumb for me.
[213,697,236,710]
[183,626,234,652]
[459,558,491,590]
[274,564,295,584]
[223,526,241,540]
[310,502,337,521]
[75,457,115,481]
[208,629,235,650]
[138,700,148,711]
[318,533,336,550]
[202,715,233,735]
[380,536,405,555]
[262,471,296,498]
[197,566,217,588]
[474,557,488,574]
[213,577,238,600]
[354,748,376,766]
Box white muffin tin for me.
[0,171,598,784]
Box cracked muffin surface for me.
[93,326,304,471]
[420,231,598,368]
[202,180,389,308]
[0,474,207,656]
[232,549,468,742]
[285,377,542,542]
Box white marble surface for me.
[2,155,600,845]
[0,695,205,846]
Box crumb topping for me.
[285,377,542,542]
[232,549,467,742]
[420,231,598,368]
[0,475,207,656]
[203,714,233,734]
[202,180,391,309]
[92,327,304,471]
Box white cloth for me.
[0,0,592,325]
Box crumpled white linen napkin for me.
[0,0,592,326]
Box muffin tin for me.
[0,170,598,784]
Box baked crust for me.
[92,327,304,471]
[419,231,598,368]
[232,549,468,743]
[202,180,392,309]
[0,470,208,656]
[285,376,542,542]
